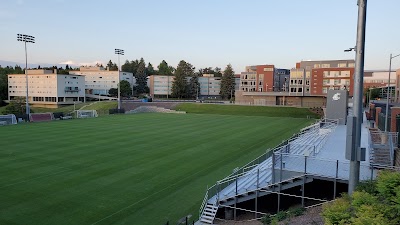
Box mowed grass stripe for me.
[0,113,311,225]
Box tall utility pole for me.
[384,53,400,131]
[17,34,35,121]
[348,0,367,194]
[115,49,124,110]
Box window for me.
[305,80,310,85]
[263,68,273,72]
[298,88,303,92]
[322,88,328,93]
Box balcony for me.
[65,87,80,92]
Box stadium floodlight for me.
[17,34,35,121]
[115,49,124,110]
[384,53,400,132]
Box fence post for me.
[234,173,238,220]
[217,181,220,204]
[278,147,283,213]
[334,160,338,199]
[302,156,307,207]
[185,216,188,225]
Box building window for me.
[322,88,328,93]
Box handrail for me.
[199,119,339,218]
[388,135,394,166]
[199,189,209,218]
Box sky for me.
[1,0,400,73]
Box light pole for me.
[384,53,400,132]
[115,49,124,110]
[17,34,35,121]
[346,0,367,195]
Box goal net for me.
[29,113,55,122]
[0,114,17,125]
[76,110,98,118]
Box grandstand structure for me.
[198,114,393,224]
[0,114,17,125]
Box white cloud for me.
[59,60,105,67]
[59,60,76,65]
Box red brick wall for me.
[390,107,400,132]
[256,65,274,92]
[310,68,355,96]
[376,107,382,127]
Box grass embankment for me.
[175,103,320,118]
[83,101,117,115]
[0,113,311,225]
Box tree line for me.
[0,59,236,107]
[120,58,235,100]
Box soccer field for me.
[0,113,312,225]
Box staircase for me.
[199,203,218,224]
[371,147,392,166]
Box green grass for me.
[0,113,312,225]
[175,103,319,118]
[31,103,90,114]
[84,101,118,115]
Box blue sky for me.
[1,0,399,73]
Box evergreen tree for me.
[147,62,155,75]
[157,60,173,75]
[187,74,200,99]
[107,60,118,71]
[220,64,235,100]
[135,59,148,94]
[172,60,194,98]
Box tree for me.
[119,80,132,97]
[147,62,155,75]
[135,58,148,94]
[4,97,27,115]
[122,59,140,74]
[187,74,200,99]
[107,60,118,71]
[172,60,194,98]
[157,60,174,75]
[220,64,236,100]
[108,88,118,97]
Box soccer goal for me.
[0,114,17,125]
[30,113,55,122]
[76,110,98,118]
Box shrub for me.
[321,195,352,225]
[288,206,306,217]
[261,214,272,225]
[274,211,287,221]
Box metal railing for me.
[198,118,339,218]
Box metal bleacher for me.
[198,119,339,224]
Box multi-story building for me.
[199,74,221,98]
[69,66,135,95]
[149,75,174,98]
[290,59,355,96]
[234,74,241,91]
[240,65,275,92]
[149,74,222,99]
[364,70,396,89]
[8,69,85,108]
[274,69,290,92]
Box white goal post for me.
[0,114,18,125]
[76,110,98,118]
